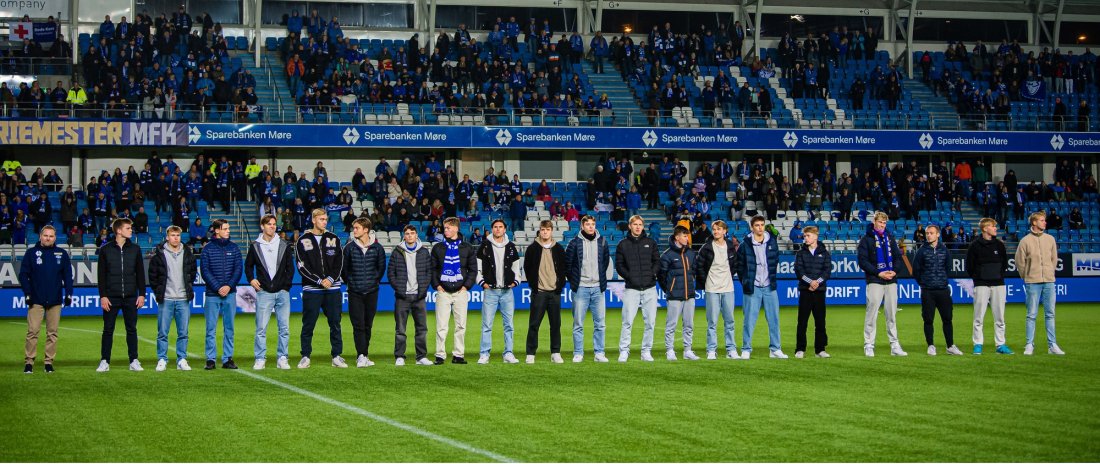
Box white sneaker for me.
[1049,344,1066,355]
[794,351,805,359]
[298,357,311,369]
[864,346,875,357]
[640,351,654,362]
[477,355,490,365]
[503,353,519,364]
[550,353,564,364]
[727,351,741,360]
[1023,343,1035,355]
[618,351,629,363]
[946,345,964,356]
[177,359,192,371]
[594,353,609,363]
[395,358,406,366]
[891,345,908,357]
[331,356,348,368]
[525,355,535,364]
[683,351,700,361]
[356,354,369,368]
[253,359,266,370]
[927,345,938,356]
[816,351,831,358]
[415,358,433,366]
[706,351,717,360]
[572,354,584,363]
[666,350,677,361]
[96,360,110,372]
[740,351,751,360]
[770,350,789,359]
[275,357,290,370]
[155,359,167,372]
[129,360,144,371]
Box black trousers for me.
[348,290,379,357]
[527,291,562,355]
[921,288,954,346]
[795,289,828,353]
[301,291,343,357]
[102,297,139,362]
[394,297,428,360]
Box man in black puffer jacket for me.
[615,215,660,362]
[342,218,387,367]
[912,224,961,356]
[388,225,434,366]
[965,218,1013,355]
[430,217,478,365]
[96,218,146,372]
[658,226,699,361]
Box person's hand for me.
[878,272,890,280]
[482,283,489,289]
[250,279,262,291]
[135,295,146,308]
[321,278,332,288]
[460,286,467,292]
[509,282,517,288]
[884,271,896,279]
[101,297,112,312]
[809,281,819,291]
[64,296,72,307]
[218,286,231,297]
[437,286,444,293]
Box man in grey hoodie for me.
[388,225,434,366]
[565,215,610,363]
[476,219,521,364]
[244,215,296,370]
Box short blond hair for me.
[802,225,819,235]
[539,220,554,230]
[873,211,889,222]
[711,220,727,231]
[166,225,182,235]
[979,218,997,230]
[311,208,327,218]
[443,217,460,228]
[628,215,644,225]
[1029,211,1046,226]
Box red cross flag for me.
[10,22,33,40]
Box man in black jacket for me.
[389,225,434,366]
[342,217,387,368]
[96,218,146,372]
[856,212,908,357]
[295,209,346,369]
[431,217,477,365]
[912,224,961,356]
[615,215,660,362]
[523,220,566,364]
[793,226,831,359]
[245,215,296,370]
[476,219,521,365]
[696,220,739,360]
[148,225,196,371]
[966,218,1013,355]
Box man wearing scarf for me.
[430,217,477,365]
[857,212,908,357]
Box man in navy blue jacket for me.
[857,212,908,357]
[19,226,73,373]
[200,219,243,370]
[912,225,962,356]
[736,215,786,359]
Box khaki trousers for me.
[435,289,469,358]
[26,304,61,364]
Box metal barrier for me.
[0,57,74,76]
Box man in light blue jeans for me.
[148,226,196,372]
[480,288,515,360]
[200,219,243,370]
[1015,211,1064,355]
[697,220,739,360]
[254,291,290,363]
[571,287,606,359]
[245,215,296,370]
[736,215,787,359]
[565,215,610,363]
[476,220,521,364]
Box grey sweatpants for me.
[864,283,899,348]
[665,299,696,351]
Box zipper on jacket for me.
[680,248,689,299]
[118,243,125,297]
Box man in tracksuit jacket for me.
[966,218,1013,355]
[912,224,962,356]
[793,225,831,358]
[476,219,521,364]
[696,220,740,360]
[736,215,787,359]
[389,225,434,366]
[149,225,197,371]
[19,225,73,373]
[342,217,386,368]
[565,215,610,363]
[96,218,146,372]
[658,226,699,361]
[431,217,478,365]
[523,220,567,364]
[200,218,243,370]
[616,215,661,362]
[857,211,908,357]
[245,215,296,370]
[296,208,346,368]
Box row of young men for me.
[19,209,1064,373]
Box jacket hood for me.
[399,240,424,253]
[667,235,686,250]
[351,231,377,250]
[489,235,510,248]
[255,233,282,246]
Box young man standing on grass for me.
[616,215,661,362]
[1015,211,1064,356]
[912,225,963,356]
[793,225,830,359]
[565,215,610,363]
[431,217,477,365]
[696,220,739,360]
[966,218,1013,355]
[342,217,386,368]
[736,215,787,359]
[96,218,146,372]
[659,225,700,361]
[295,209,347,368]
[523,220,567,364]
[201,218,243,370]
[477,219,521,364]
[389,225,434,366]
[19,225,73,374]
[245,215,296,370]
[857,211,908,357]
[149,225,196,371]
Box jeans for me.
[1024,282,1057,348]
[741,286,782,353]
[619,287,658,352]
[704,291,736,353]
[301,290,343,357]
[480,288,515,356]
[156,299,190,362]
[254,290,290,360]
[571,286,606,355]
[204,293,236,362]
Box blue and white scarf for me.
[874,229,894,272]
[440,239,463,283]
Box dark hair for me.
[259,214,277,226]
[490,218,507,229]
[211,218,229,230]
[750,215,766,225]
[111,217,132,232]
[402,224,418,234]
[673,226,690,236]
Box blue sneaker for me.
[973,344,983,355]
[996,345,1015,355]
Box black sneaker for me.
[205,359,216,370]
[44,364,54,373]
[451,356,467,365]
[23,364,32,374]
[434,356,445,365]
[222,358,238,370]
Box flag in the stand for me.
[1021,79,1046,102]
[8,22,57,42]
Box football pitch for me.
[2,304,1098,462]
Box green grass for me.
[2,303,1098,462]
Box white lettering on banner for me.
[128,123,178,145]
[520,288,531,304]
[203,129,291,141]
[1067,138,1100,148]
[800,135,877,145]
[787,285,862,299]
[660,134,739,144]
[0,0,62,16]
[423,131,447,141]
[936,136,1009,146]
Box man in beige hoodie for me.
[1014,211,1065,356]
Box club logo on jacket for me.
[300,239,313,251]
[326,238,337,248]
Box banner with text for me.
[0,120,187,146]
